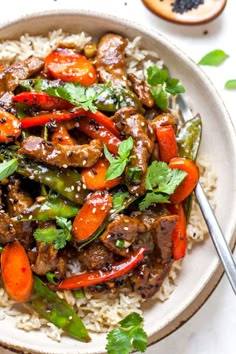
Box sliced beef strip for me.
[99,214,146,257]
[128,73,154,108]
[6,177,35,249]
[113,106,154,196]
[31,221,67,277]
[149,112,177,132]
[0,209,16,244]
[95,33,129,89]
[78,240,115,271]
[18,136,103,168]
[0,57,44,97]
[0,92,16,115]
[129,257,173,299]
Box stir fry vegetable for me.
[0,29,202,348]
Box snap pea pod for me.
[18,79,144,113]
[176,114,202,221]
[176,114,202,161]
[14,194,79,221]
[16,156,88,205]
[31,276,90,342]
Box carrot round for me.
[0,111,22,143]
[81,157,122,191]
[72,190,113,242]
[169,157,199,203]
[1,240,33,302]
[51,126,75,146]
[156,125,178,163]
[44,48,97,86]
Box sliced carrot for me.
[169,157,199,203]
[1,240,33,302]
[156,125,178,163]
[72,190,112,243]
[51,126,75,146]
[168,203,187,260]
[44,48,97,86]
[77,116,121,155]
[0,111,22,143]
[81,157,122,191]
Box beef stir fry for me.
[0,31,201,341]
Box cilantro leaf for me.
[225,79,236,89]
[139,192,170,211]
[140,161,187,210]
[0,159,18,181]
[104,137,134,181]
[45,82,110,113]
[33,217,72,249]
[198,49,229,66]
[112,191,131,212]
[105,312,147,354]
[147,65,185,111]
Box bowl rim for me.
[0,8,236,354]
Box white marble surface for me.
[0,1,235,353]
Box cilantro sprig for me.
[139,161,187,211]
[33,216,72,249]
[105,312,147,354]
[45,82,110,113]
[104,137,135,181]
[147,65,185,112]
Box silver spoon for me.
[177,94,236,295]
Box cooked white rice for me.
[0,30,217,342]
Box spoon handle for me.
[195,182,236,295]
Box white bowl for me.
[0,10,236,354]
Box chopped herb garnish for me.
[115,239,126,248]
[104,137,135,181]
[106,312,147,354]
[139,161,187,210]
[147,65,185,112]
[33,216,72,249]
[198,49,229,66]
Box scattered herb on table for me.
[147,65,185,112]
[198,49,229,66]
[225,79,236,89]
[105,312,148,354]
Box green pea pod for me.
[31,276,90,342]
[17,156,88,205]
[176,114,202,221]
[176,114,202,160]
[14,194,79,221]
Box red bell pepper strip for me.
[72,190,113,243]
[54,247,146,290]
[44,48,97,86]
[51,126,75,146]
[169,157,199,204]
[77,116,121,155]
[168,203,187,261]
[20,107,120,137]
[156,125,178,163]
[13,91,73,111]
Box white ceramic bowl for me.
[0,10,236,354]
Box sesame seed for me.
[92,207,96,214]
[101,205,106,211]
[124,226,129,231]
[82,159,87,166]
[77,185,81,192]
[62,164,68,168]
[82,183,86,190]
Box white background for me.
[0,1,236,354]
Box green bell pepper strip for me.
[16,156,88,205]
[31,276,90,342]
[13,194,79,221]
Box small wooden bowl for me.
[142,0,227,25]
